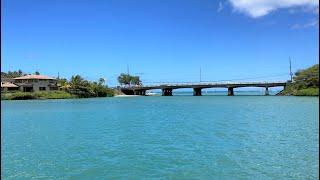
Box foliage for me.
[1,91,74,100]
[293,64,319,89]
[295,88,319,96]
[281,64,319,96]
[34,91,75,99]
[117,73,141,85]
[1,74,115,100]
[1,92,36,100]
[67,75,95,98]
[58,78,68,88]
[99,78,105,85]
[91,83,114,97]
[1,69,26,78]
[66,75,114,98]
[35,71,40,75]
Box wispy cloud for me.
[217,2,224,13]
[291,19,319,29]
[228,0,318,18]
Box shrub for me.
[9,92,36,100]
[295,88,319,96]
[34,91,75,99]
[1,91,75,100]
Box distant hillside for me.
[280,64,319,96]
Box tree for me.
[68,75,95,98]
[98,78,105,85]
[1,70,24,78]
[35,71,40,75]
[131,76,141,85]
[117,73,142,86]
[117,73,131,85]
[58,78,68,88]
[18,69,23,76]
[70,75,85,87]
[293,64,319,89]
[281,64,319,96]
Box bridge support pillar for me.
[162,88,173,96]
[228,87,234,96]
[265,87,269,96]
[193,88,202,96]
[134,90,146,96]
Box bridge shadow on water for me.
[145,91,281,96]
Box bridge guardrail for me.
[145,81,287,87]
[120,81,288,88]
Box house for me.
[1,78,15,83]
[1,82,19,92]
[1,74,58,92]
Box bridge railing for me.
[139,81,288,87]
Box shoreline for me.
[114,95,140,97]
[2,91,319,101]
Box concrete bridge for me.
[119,81,289,96]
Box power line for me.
[142,73,288,84]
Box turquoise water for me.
[1,96,319,179]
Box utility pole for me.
[289,57,293,82]
[127,65,131,87]
[200,67,202,82]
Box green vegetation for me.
[117,73,141,86]
[1,70,25,78]
[1,70,42,78]
[65,75,114,98]
[1,72,115,100]
[1,91,75,100]
[280,64,319,96]
[295,88,319,96]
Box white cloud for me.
[291,19,319,29]
[228,0,319,18]
[217,2,224,12]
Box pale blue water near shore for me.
[1,95,319,179]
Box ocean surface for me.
[1,93,319,179]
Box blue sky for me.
[1,0,319,86]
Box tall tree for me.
[18,69,23,76]
[117,73,142,86]
[98,78,105,85]
[117,73,131,85]
[70,75,85,87]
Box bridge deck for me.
[121,81,288,90]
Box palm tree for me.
[18,69,23,76]
[98,78,105,85]
[70,75,84,87]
